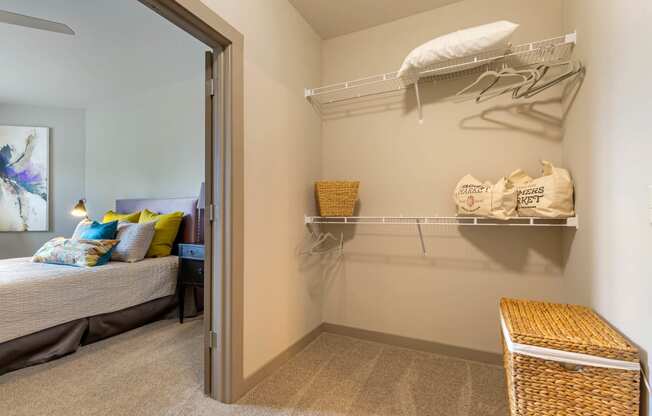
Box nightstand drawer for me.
[179,259,204,284]
[178,244,204,260]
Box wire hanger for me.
[511,64,550,99]
[520,61,584,98]
[299,229,343,256]
[475,67,541,103]
[455,61,514,97]
[456,68,504,96]
[512,61,573,99]
[457,63,539,102]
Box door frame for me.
[137,0,244,404]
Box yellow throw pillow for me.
[139,209,184,257]
[103,210,141,223]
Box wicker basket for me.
[500,298,640,416]
[315,181,359,217]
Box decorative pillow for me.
[71,219,93,240]
[81,220,118,240]
[112,221,156,263]
[103,210,141,223]
[139,209,184,258]
[32,238,119,267]
[397,21,519,83]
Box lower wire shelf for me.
[305,215,579,229]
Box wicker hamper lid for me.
[500,298,639,362]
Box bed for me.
[0,197,198,376]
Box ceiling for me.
[289,0,466,39]
[0,0,207,108]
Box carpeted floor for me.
[0,318,508,416]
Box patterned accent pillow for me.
[32,238,119,267]
[112,221,156,263]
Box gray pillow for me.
[112,221,156,263]
[71,219,93,239]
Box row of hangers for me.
[457,60,585,103]
[411,60,584,123]
[300,225,428,257]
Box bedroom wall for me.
[562,0,652,410]
[84,73,205,218]
[320,0,574,355]
[0,104,85,259]
[198,0,323,378]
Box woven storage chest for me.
[315,181,359,217]
[500,298,640,416]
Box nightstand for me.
[177,243,204,324]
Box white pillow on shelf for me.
[111,221,156,263]
[397,21,519,83]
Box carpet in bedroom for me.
[0,318,508,416]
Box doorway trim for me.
[137,0,244,404]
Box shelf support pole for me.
[416,219,427,256]
[414,82,423,124]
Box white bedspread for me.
[0,256,178,344]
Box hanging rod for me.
[304,215,579,229]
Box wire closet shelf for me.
[305,32,577,108]
[305,216,579,229]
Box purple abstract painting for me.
[0,126,49,231]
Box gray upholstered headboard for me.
[115,198,198,249]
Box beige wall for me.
[321,0,573,354]
[198,0,323,378]
[563,0,652,409]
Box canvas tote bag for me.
[453,175,517,219]
[490,177,518,220]
[509,161,574,218]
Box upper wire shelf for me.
[305,32,577,108]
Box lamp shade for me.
[198,182,205,209]
[71,199,87,218]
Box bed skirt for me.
[0,295,177,376]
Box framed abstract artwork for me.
[0,126,49,232]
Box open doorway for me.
[137,0,244,403]
[0,0,241,409]
[135,0,246,403]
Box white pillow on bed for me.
[397,21,519,83]
[71,219,93,240]
[111,221,156,263]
